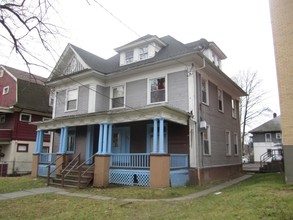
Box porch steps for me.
[259,160,284,173]
[49,166,94,189]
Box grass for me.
[0,175,47,194]
[0,173,292,219]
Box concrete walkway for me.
[0,174,253,202]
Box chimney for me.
[273,113,277,118]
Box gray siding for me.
[55,85,89,118]
[253,132,282,144]
[126,79,147,109]
[95,85,110,112]
[168,71,188,112]
[200,80,241,166]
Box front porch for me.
[32,105,191,188]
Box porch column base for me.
[31,154,39,177]
[56,154,68,174]
[150,154,170,188]
[93,155,110,187]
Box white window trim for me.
[3,86,9,95]
[139,46,148,60]
[65,88,78,112]
[110,84,126,109]
[232,98,237,119]
[202,125,211,155]
[147,76,167,105]
[125,50,134,64]
[20,113,32,122]
[226,130,231,156]
[265,133,272,142]
[218,88,224,112]
[234,132,239,155]
[201,78,209,105]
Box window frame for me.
[0,114,5,124]
[201,78,209,105]
[110,85,125,109]
[202,125,211,155]
[65,88,78,112]
[66,127,76,153]
[234,133,239,155]
[125,50,134,64]
[231,98,237,119]
[218,88,224,112]
[20,113,31,122]
[148,76,167,104]
[139,46,148,60]
[2,86,9,95]
[17,144,29,152]
[226,130,231,156]
[265,133,272,142]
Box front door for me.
[111,127,130,153]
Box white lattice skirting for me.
[109,169,150,187]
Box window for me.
[111,85,125,108]
[234,133,239,155]
[42,146,49,153]
[265,133,272,142]
[17,144,28,152]
[201,78,209,104]
[20,113,31,122]
[125,50,134,64]
[218,89,224,112]
[147,123,168,153]
[0,69,3,77]
[0,114,5,124]
[139,46,148,60]
[231,99,237,118]
[201,125,211,155]
[49,90,54,107]
[2,86,9,95]
[66,88,78,111]
[150,77,166,103]
[226,130,231,155]
[276,133,282,140]
[67,128,76,153]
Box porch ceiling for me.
[33,105,190,130]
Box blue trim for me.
[97,124,103,154]
[153,119,158,153]
[102,124,108,154]
[107,124,112,154]
[63,127,69,153]
[34,131,40,153]
[58,127,64,153]
[86,125,94,164]
[159,118,164,153]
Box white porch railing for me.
[170,154,188,169]
[110,153,150,168]
[39,153,57,164]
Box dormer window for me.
[125,50,134,64]
[139,46,148,60]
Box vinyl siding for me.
[126,79,147,109]
[95,85,110,112]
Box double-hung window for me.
[125,50,134,64]
[218,89,224,112]
[66,88,78,111]
[201,78,208,104]
[150,77,166,103]
[231,98,237,118]
[20,113,31,122]
[226,130,231,155]
[139,46,148,60]
[265,133,272,142]
[112,85,125,108]
[234,133,239,155]
[201,125,211,155]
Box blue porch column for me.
[102,124,108,154]
[96,123,112,155]
[159,118,165,153]
[97,124,104,154]
[58,127,68,154]
[153,119,158,153]
[85,125,94,164]
[34,130,44,153]
[107,124,112,154]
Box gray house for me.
[32,35,246,187]
[249,114,282,162]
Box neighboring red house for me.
[0,65,52,175]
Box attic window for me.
[125,50,134,64]
[2,86,9,95]
[139,46,148,60]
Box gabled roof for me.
[249,116,281,133]
[0,65,51,114]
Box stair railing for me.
[260,149,283,169]
[76,154,96,188]
[47,155,64,186]
[61,153,81,187]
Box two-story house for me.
[249,114,282,163]
[0,65,52,176]
[32,35,246,188]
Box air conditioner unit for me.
[200,121,207,129]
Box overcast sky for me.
[1,0,279,128]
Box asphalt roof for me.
[249,115,281,133]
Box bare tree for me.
[0,0,60,73]
[233,70,271,155]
